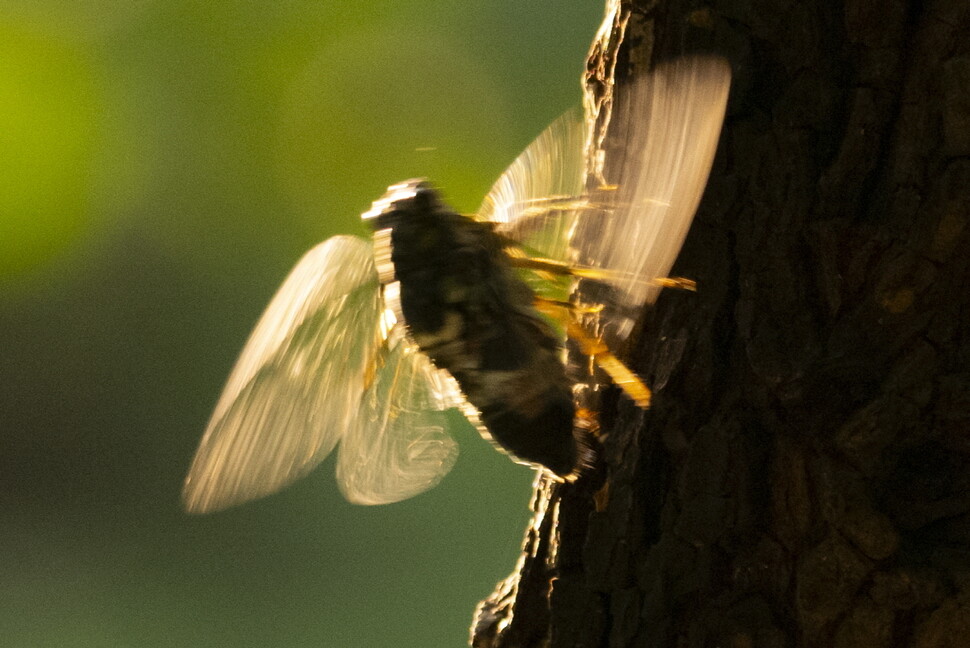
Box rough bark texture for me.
[472,0,970,646]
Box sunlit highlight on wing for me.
[336,326,460,505]
[478,109,588,263]
[576,56,731,339]
[477,56,731,343]
[183,236,382,513]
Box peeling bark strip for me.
[472,0,970,647]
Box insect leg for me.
[510,254,697,292]
[534,297,652,409]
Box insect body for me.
[182,56,731,513]
[364,181,579,477]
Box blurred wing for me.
[477,108,587,263]
[183,235,383,513]
[575,56,731,336]
[477,56,729,339]
[336,327,461,505]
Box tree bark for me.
[472,0,970,646]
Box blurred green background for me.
[0,1,601,646]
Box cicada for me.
[182,56,731,513]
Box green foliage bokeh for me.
[0,1,600,646]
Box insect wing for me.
[183,235,383,513]
[477,56,730,342]
[336,328,461,505]
[477,108,587,263]
[575,56,730,324]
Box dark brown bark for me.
[472,0,970,646]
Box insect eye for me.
[410,183,440,212]
[363,181,444,232]
[363,179,432,231]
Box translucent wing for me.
[575,56,731,331]
[336,326,461,505]
[477,56,731,341]
[477,108,587,263]
[183,235,383,514]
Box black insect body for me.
[365,181,579,477]
[182,56,731,513]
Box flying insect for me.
[182,56,731,513]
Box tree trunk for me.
[471,0,970,646]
